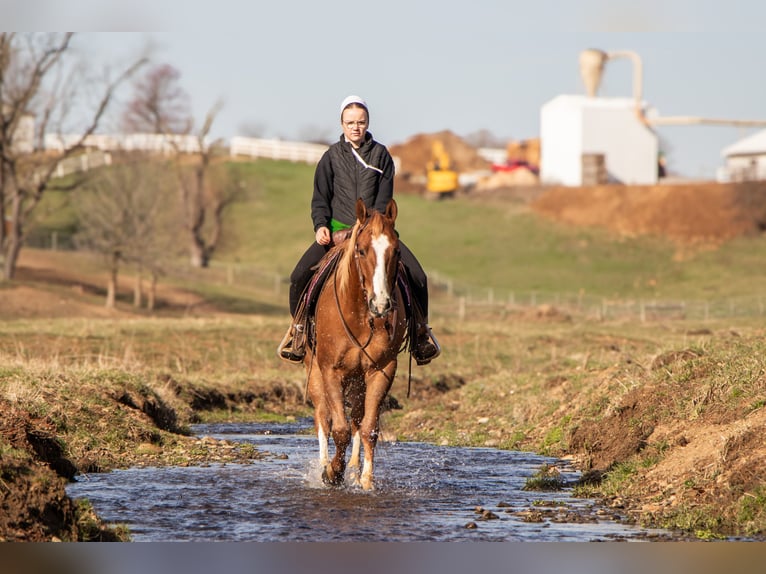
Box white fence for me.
[43,133,331,165]
[44,133,209,154]
[230,137,328,164]
[477,147,507,164]
[53,150,112,178]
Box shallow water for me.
[66,420,671,541]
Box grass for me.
[523,465,566,491]
[2,289,766,537]
[26,157,766,310]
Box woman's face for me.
[341,106,368,147]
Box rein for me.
[332,261,375,351]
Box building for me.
[717,129,766,182]
[540,95,659,186]
[5,111,35,154]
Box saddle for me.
[293,234,421,357]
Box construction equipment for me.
[426,140,459,198]
[491,138,540,175]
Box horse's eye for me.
[358,248,365,257]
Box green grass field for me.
[220,159,766,304]
[30,157,766,318]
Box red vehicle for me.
[491,159,539,175]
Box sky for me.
[4,0,766,179]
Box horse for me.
[304,198,408,491]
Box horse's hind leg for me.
[359,420,379,491]
[347,423,362,487]
[307,364,331,475]
[345,382,366,486]
[317,417,330,470]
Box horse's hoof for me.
[321,466,344,487]
[347,468,361,487]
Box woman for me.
[278,95,440,365]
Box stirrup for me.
[277,323,305,364]
[414,324,441,366]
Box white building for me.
[8,112,35,154]
[540,95,659,186]
[717,129,766,182]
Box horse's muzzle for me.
[368,296,393,318]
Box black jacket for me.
[311,132,395,232]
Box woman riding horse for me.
[306,198,407,489]
[278,94,440,366]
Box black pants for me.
[289,240,429,319]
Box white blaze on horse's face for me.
[369,232,392,317]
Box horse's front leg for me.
[359,365,396,491]
[323,372,351,486]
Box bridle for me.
[333,220,400,344]
[332,219,406,387]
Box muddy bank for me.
[0,377,300,542]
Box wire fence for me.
[428,286,766,323]
[18,235,766,323]
[202,259,766,323]
[425,269,766,322]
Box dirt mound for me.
[389,131,490,193]
[531,181,766,244]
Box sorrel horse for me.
[304,198,407,490]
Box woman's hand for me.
[315,226,331,245]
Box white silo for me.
[540,50,659,186]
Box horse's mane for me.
[336,211,387,297]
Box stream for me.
[66,419,672,542]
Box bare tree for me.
[74,158,178,309]
[123,159,179,310]
[238,120,268,138]
[463,129,508,149]
[178,103,242,268]
[297,124,332,145]
[121,63,192,134]
[73,164,132,308]
[123,64,239,268]
[0,32,145,281]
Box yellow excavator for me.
[426,140,458,198]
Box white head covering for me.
[340,94,368,117]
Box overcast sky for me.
[5,0,766,178]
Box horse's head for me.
[352,198,400,318]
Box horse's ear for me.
[356,198,369,224]
[385,199,398,224]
